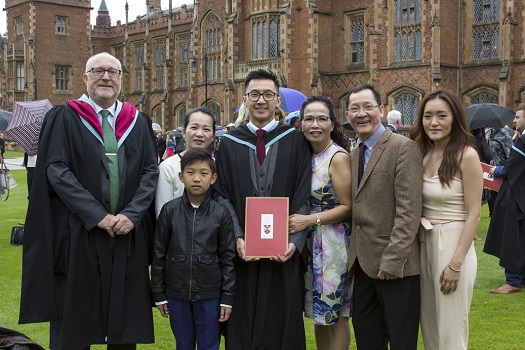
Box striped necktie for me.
[101,109,119,213]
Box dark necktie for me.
[358,142,367,186]
[256,129,266,165]
[101,109,119,213]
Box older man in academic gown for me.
[19,53,158,349]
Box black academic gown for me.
[484,134,525,273]
[19,103,158,348]
[215,123,312,350]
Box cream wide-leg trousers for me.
[420,220,477,350]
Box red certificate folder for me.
[244,197,289,258]
[481,162,502,192]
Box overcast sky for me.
[0,0,192,35]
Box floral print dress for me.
[304,143,352,325]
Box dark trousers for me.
[168,297,220,350]
[505,269,525,288]
[488,190,498,215]
[352,263,420,350]
[50,321,136,350]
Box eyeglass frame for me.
[245,91,278,102]
[86,67,122,78]
[347,104,380,114]
[302,116,332,125]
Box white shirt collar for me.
[247,119,278,134]
[78,94,120,118]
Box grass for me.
[1,153,523,349]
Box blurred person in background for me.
[0,133,5,157]
[484,105,525,294]
[386,110,404,133]
[156,132,166,164]
[486,126,513,215]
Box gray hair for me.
[387,110,402,124]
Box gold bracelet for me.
[448,264,462,272]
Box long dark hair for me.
[300,95,349,150]
[409,89,474,187]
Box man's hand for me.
[219,306,232,322]
[97,214,116,237]
[110,214,135,236]
[236,238,260,262]
[288,214,310,234]
[156,304,169,317]
[270,243,296,263]
[377,269,399,280]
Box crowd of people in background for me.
[13,52,525,350]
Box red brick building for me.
[3,0,525,130]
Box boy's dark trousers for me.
[168,297,221,350]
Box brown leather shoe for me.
[490,284,521,294]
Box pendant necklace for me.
[431,153,443,167]
[314,140,333,156]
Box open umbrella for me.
[170,130,183,138]
[0,110,12,131]
[285,110,301,124]
[152,123,162,132]
[278,87,307,113]
[465,103,515,130]
[235,87,308,113]
[6,99,53,155]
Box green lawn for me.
[1,162,523,349]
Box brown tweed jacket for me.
[349,128,423,278]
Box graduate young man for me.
[19,52,158,349]
[214,69,312,350]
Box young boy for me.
[151,148,235,350]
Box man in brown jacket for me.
[346,84,422,350]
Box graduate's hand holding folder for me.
[243,197,292,262]
[481,162,502,192]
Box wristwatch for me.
[315,213,321,226]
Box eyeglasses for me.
[245,92,278,102]
[347,105,379,114]
[302,116,331,125]
[86,68,122,78]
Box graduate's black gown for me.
[215,124,312,350]
[19,102,158,349]
[484,134,525,274]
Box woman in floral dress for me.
[289,95,352,350]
